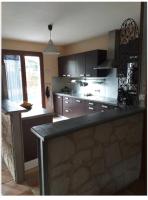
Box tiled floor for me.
[1,161,39,195]
[1,160,146,195]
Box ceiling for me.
[2,2,141,45]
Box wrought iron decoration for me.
[120,18,139,44]
[118,18,139,105]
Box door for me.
[2,50,45,107]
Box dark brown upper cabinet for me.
[85,50,107,77]
[58,55,76,77]
[75,53,86,77]
[58,56,67,77]
[58,49,107,78]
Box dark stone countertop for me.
[54,92,118,106]
[21,107,53,120]
[2,99,27,114]
[31,105,145,141]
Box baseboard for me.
[24,158,38,171]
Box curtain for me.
[4,55,23,103]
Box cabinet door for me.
[66,55,76,77]
[58,57,67,77]
[75,53,85,77]
[58,55,76,77]
[72,98,86,117]
[53,95,63,115]
[85,50,98,77]
[85,50,107,77]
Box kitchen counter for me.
[2,99,27,114]
[55,92,118,106]
[31,105,144,141]
[21,107,53,120]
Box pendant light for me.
[43,24,60,55]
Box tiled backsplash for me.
[52,69,118,99]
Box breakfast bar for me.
[31,106,144,195]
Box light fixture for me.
[43,24,60,55]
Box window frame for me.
[2,49,45,108]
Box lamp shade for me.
[43,39,60,55]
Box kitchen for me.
[1,2,147,196]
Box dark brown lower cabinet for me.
[71,98,87,117]
[53,94,63,116]
[53,94,117,118]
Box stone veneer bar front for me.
[31,106,144,195]
[2,99,27,183]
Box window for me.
[25,56,42,106]
[2,50,45,107]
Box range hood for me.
[95,30,120,69]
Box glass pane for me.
[25,56,42,107]
[4,55,23,103]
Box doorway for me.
[2,50,45,107]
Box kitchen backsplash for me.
[52,69,118,99]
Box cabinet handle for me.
[101,105,108,109]
[57,96,61,99]
[80,74,84,77]
[129,56,138,59]
[88,102,94,105]
[76,99,81,103]
[65,101,69,104]
[86,74,91,77]
[88,107,94,110]
[62,74,66,77]
[65,109,69,113]
[67,74,71,77]
[65,97,69,100]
